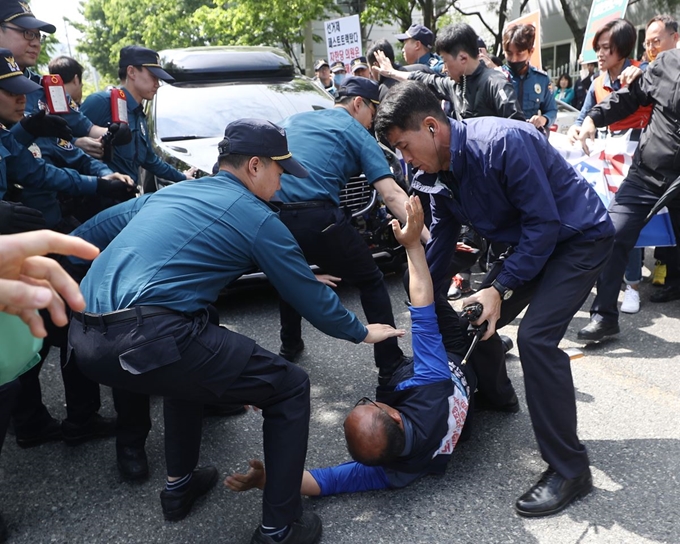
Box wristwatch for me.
[492,279,513,300]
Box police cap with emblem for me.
[119,45,175,84]
[0,47,41,94]
[0,1,56,33]
[314,59,330,71]
[336,76,380,105]
[350,56,369,73]
[395,24,434,49]
[217,119,309,179]
[330,61,346,74]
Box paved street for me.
[1,259,679,544]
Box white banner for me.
[324,15,362,73]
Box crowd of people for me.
[1,0,679,542]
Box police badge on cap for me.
[0,48,42,94]
[0,1,56,33]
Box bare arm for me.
[224,459,321,496]
[373,177,430,244]
[391,196,432,307]
[372,51,410,82]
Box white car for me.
[550,99,580,135]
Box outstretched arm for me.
[391,195,432,307]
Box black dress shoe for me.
[250,511,322,544]
[160,466,218,521]
[278,340,305,362]
[650,284,680,303]
[15,416,62,449]
[499,335,513,353]
[62,413,116,446]
[577,318,620,341]
[203,404,247,418]
[515,467,593,517]
[474,391,520,413]
[117,447,149,482]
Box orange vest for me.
[593,60,652,131]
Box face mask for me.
[506,59,528,75]
[334,73,346,86]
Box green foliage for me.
[36,33,58,72]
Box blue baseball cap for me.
[395,24,434,49]
[0,1,56,33]
[218,119,309,178]
[119,46,175,83]
[337,76,380,105]
[0,48,41,94]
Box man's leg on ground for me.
[113,388,152,481]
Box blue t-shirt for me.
[276,108,393,205]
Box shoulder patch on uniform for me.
[57,138,74,150]
[69,98,79,112]
[28,143,42,158]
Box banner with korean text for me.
[324,15,362,74]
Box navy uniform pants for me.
[591,165,680,323]
[278,203,403,373]
[494,235,613,478]
[68,308,310,528]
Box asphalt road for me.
[1,258,679,544]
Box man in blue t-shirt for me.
[227,196,485,497]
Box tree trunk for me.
[559,0,585,59]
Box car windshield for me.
[154,80,334,141]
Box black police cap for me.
[0,48,41,94]
[337,76,380,105]
[119,46,175,83]
[217,119,308,179]
[0,1,55,33]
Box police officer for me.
[311,58,336,95]
[80,46,196,183]
[0,0,109,158]
[275,77,422,380]
[350,56,370,78]
[48,56,85,106]
[67,118,401,543]
[396,23,444,73]
[501,23,557,135]
[375,81,614,518]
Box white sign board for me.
[324,14,362,72]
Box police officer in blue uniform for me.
[81,46,196,184]
[67,118,402,543]
[0,1,109,158]
[396,23,445,73]
[375,82,614,518]
[275,77,422,379]
[501,23,557,135]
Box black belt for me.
[276,200,332,210]
[73,306,179,327]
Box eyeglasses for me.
[644,37,667,49]
[362,99,376,120]
[354,397,391,418]
[1,24,46,44]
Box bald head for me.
[343,403,405,466]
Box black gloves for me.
[0,201,46,234]
[19,109,73,141]
[108,123,132,146]
[96,178,139,201]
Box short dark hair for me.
[346,409,405,466]
[502,24,535,53]
[558,72,572,87]
[375,81,447,142]
[593,19,636,58]
[218,154,271,170]
[646,14,679,34]
[118,64,142,81]
[367,38,395,66]
[435,23,479,59]
[47,56,83,84]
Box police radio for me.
[110,88,129,124]
[41,75,69,114]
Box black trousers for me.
[0,380,21,454]
[494,235,613,478]
[591,166,680,322]
[278,204,403,372]
[68,308,310,528]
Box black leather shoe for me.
[62,413,116,446]
[117,447,149,482]
[15,416,62,449]
[278,340,305,362]
[474,391,520,413]
[250,512,322,544]
[515,467,593,517]
[203,404,247,418]
[577,318,620,341]
[650,284,680,303]
[160,466,219,521]
[500,335,513,353]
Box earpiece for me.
[428,126,434,134]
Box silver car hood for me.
[158,137,223,174]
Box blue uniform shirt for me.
[0,129,96,200]
[276,108,393,205]
[74,171,368,343]
[416,117,614,294]
[502,65,557,125]
[23,70,93,137]
[80,87,186,183]
[309,303,470,495]
[415,52,444,74]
